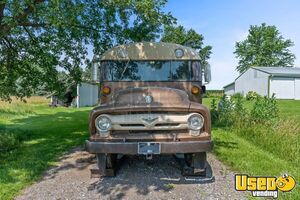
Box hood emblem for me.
[142,116,158,124]
[145,95,153,104]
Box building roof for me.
[99,42,200,61]
[253,67,300,77]
[223,82,235,89]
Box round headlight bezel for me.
[95,115,112,132]
[188,114,204,131]
[175,48,184,58]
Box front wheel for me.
[182,152,207,176]
[96,153,117,176]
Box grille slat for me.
[106,113,194,131]
[155,123,180,127]
[120,124,145,127]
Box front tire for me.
[96,153,117,176]
[182,152,207,176]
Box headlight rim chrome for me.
[188,113,204,131]
[95,115,112,133]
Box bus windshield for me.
[101,60,201,81]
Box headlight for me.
[188,114,204,130]
[95,115,111,136]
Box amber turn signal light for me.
[191,86,200,95]
[102,86,111,95]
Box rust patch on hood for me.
[111,87,190,108]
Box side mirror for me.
[91,61,99,83]
[204,64,211,84]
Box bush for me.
[211,95,237,126]
[246,91,261,101]
[250,94,278,123]
[210,98,218,123]
[211,94,278,127]
[0,132,20,152]
[0,128,29,153]
[231,92,243,99]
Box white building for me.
[223,67,300,100]
[76,82,99,107]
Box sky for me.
[165,0,300,89]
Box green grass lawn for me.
[203,97,300,199]
[0,98,91,200]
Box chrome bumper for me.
[86,140,213,154]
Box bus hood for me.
[95,87,191,112]
[111,87,190,108]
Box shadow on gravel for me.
[43,149,94,179]
[88,155,215,200]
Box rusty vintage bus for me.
[86,42,212,176]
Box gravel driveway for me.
[16,148,246,200]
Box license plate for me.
[138,142,161,155]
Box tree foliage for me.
[161,25,212,67]
[0,0,174,101]
[234,23,295,73]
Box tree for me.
[0,0,174,101]
[234,23,296,73]
[161,25,212,67]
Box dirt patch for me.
[16,148,246,200]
